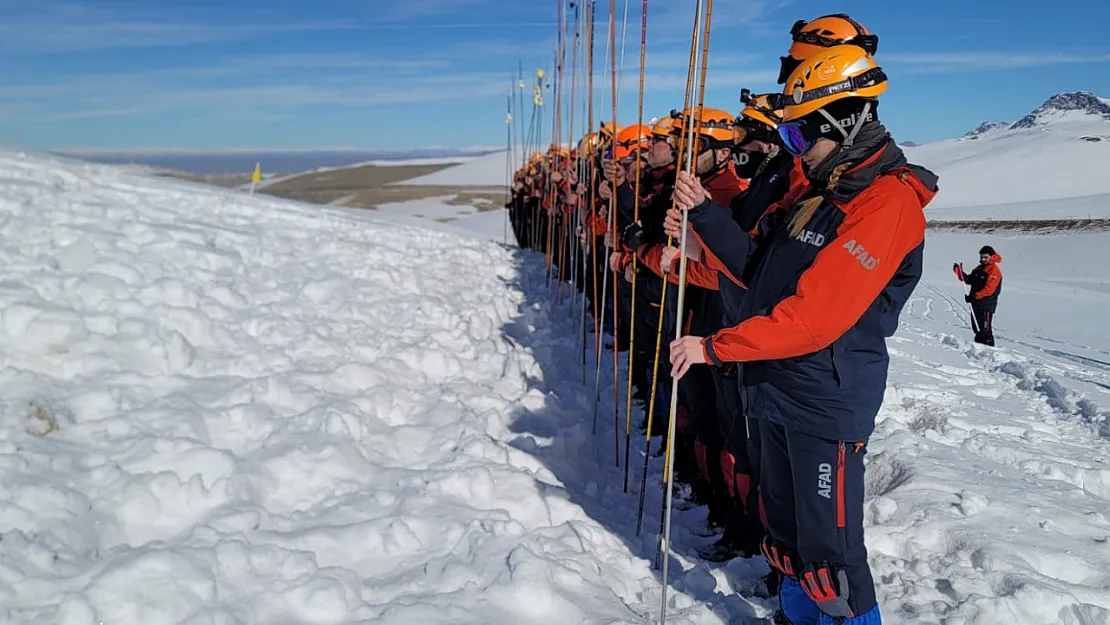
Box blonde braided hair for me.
[788,162,852,237]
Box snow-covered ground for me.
[368,195,512,243]
[2,144,1110,625]
[394,150,512,187]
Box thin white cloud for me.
[883,51,1110,72]
[54,144,507,155]
[652,0,794,32]
[30,107,149,121]
[0,0,786,138]
[0,67,517,121]
[0,1,356,52]
[376,0,486,21]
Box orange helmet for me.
[778,44,887,121]
[650,115,675,138]
[778,14,877,84]
[578,132,601,154]
[735,89,783,146]
[738,90,782,130]
[671,106,739,148]
[613,124,651,159]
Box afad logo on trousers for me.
[817,462,832,499]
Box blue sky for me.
[4,0,1110,152]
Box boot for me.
[696,507,762,562]
[761,569,782,598]
[687,498,726,537]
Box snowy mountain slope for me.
[905,91,1110,218]
[394,149,512,187]
[2,148,1110,625]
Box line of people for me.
[507,14,940,625]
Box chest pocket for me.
[748,198,845,308]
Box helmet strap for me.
[697,145,730,179]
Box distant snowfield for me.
[253,155,478,190]
[395,149,512,187]
[2,149,1110,625]
[906,111,1110,219]
[371,195,511,241]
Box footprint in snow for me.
[953,490,989,517]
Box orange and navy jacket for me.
[635,162,748,291]
[960,254,1002,306]
[693,155,806,334]
[686,139,939,442]
[729,153,803,233]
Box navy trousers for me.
[760,421,876,619]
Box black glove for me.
[621,221,644,250]
[964,294,973,303]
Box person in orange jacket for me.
[666,46,937,625]
[953,245,1002,346]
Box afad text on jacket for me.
[688,138,939,442]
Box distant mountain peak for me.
[1011,91,1110,129]
[963,121,1010,138]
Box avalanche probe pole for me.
[634,0,700,538]
[623,0,648,492]
[659,0,708,622]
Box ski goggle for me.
[777,121,812,157]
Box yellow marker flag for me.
[251,162,262,183]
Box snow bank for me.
[3,147,1110,625]
[0,149,719,624]
[395,150,512,187]
[906,113,1110,217]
